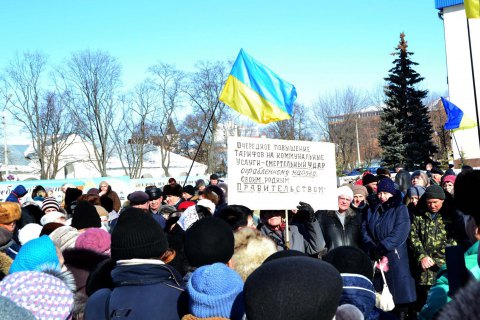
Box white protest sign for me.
[228,136,337,210]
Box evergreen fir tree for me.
[379,33,437,169]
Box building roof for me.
[435,0,463,9]
[0,145,30,166]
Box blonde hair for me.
[232,227,277,281]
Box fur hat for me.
[351,185,368,198]
[75,228,111,254]
[188,263,244,319]
[71,201,101,230]
[337,186,353,200]
[323,246,374,281]
[407,186,426,198]
[40,211,66,226]
[110,207,168,261]
[18,223,43,245]
[362,174,377,186]
[185,217,234,267]
[163,184,183,197]
[0,271,74,319]
[183,185,195,197]
[424,185,446,200]
[0,296,35,320]
[41,197,60,213]
[9,235,60,273]
[0,202,21,224]
[377,178,396,195]
[49,226,80,251]
[244,256,343,320]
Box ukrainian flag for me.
[219,49,297,124]
[441,97,478,130]
[465,0,480,19]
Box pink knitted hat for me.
[75,227,111,254]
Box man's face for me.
[432,173,442,184]
[182,192,191,200]
[44,207,57,214]
[210,179,218,186]
[338,196,352,212]
[366,182,377,193]
[352,194,365,207]
[166,195,180,206]
[149,198,161,211]
[263,211,282,227]
[427,198,444,213]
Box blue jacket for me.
[85,261,187,319]
[362,192,416,304]
[340,273,379,320]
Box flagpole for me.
[451,131,465,166]
[182,104,218,187]
[466,18,480,148]
[284,209,290,250]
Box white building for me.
[436,0,480,166]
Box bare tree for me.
[59,50,121,176]
[184,60,229,173]
[263,103,313,140]
[2,52,76,179]
[311,88,369,170]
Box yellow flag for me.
[465,0,480,18]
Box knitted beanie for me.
[442,175,456,185]
[0,202,21,224]
[407,186,426,198]
[75,228,111,254]
[377,178,396,195]
[425,185,446,200]
[337,186,353,200]
[71,201,101,230]
[244,256,343,320]
[184,217,234,267]
[18,223,42,245]
[188,263,244,319]
[110,207,168,261]
[323,246,374,281]
[9,235,60,274]
[351,185,368,198]
[183,185,195,197]
[49,226,80,251]
[0,271,74,320]
[41,197,60,213]
[362,174,377,186]
[0,296,36,320]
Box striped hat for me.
[0,271,74,320]
[41,197,60,213]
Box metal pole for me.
[451,131,464,166]
[355,118,361,167]
[3,110,7,177]
[284,209,289,250]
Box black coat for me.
[316,208,362,251]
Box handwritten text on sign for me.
[228,137,337,210]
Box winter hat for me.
[442,175,456,185]
[163,184,183,197]
[195,179,206,189]
[94,205,109,218]
[431,167,444,175]
[40,222,65,236]
[177,201,196,212]
[178,205,200,231]
[71,201,101,230]
[183,185,195,197]
[75,228,111,254]
[185,217,234,267]
[336,304,365,320]
[188,263,244,319]
[377,178,396,195]
[210,173,219,180]
[0,271,74,320]
[9,235,60,274]
[244,256,343,320]
[18,223,42,245]
[407,186,426,198]
[337,186,353,200]
[87,188,100,195]
[323,246,374,281]
[351,185,368,198]
[0,202,21,224]
[197,199,216,213]
[424,185,446,200]
[263,249,307,264]
[362,174,377,186]
[40,211,66,226]
[127,191,149,205]
[411,170,429,186]
[41,197,60,213]
[49,226,80,251]
[145,187,163,201]
[0,296,35,320]
[110,207,168,261]
[5,185,27,203]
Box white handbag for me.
[375,260,395,312]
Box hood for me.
[340,274,379,320]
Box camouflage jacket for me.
[409,208,458,285]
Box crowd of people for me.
[0,167,479,320]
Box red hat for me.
[442,175,456,185]
[178,201,196,212]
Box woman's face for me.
[263,211,283,227]
[378,191,393,203]
[411,176,426,187]
[443,182,454,195]
[410,196,420,206]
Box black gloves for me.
[296,201,316,223]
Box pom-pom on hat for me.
[185,217,234,267]
[9,235,60,274]
[41,197,60,213]
[110,207,168,261]
[0,202,21,224]
[377,178,397,195]
[18,223,42,245]
[188,263,244,319]
[0,271,74,320]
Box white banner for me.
[227,137,337,210]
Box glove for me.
[296,201,315,223]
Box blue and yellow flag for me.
[441,97,477,130]
[219,49,297,124]
[465,0,480,19]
